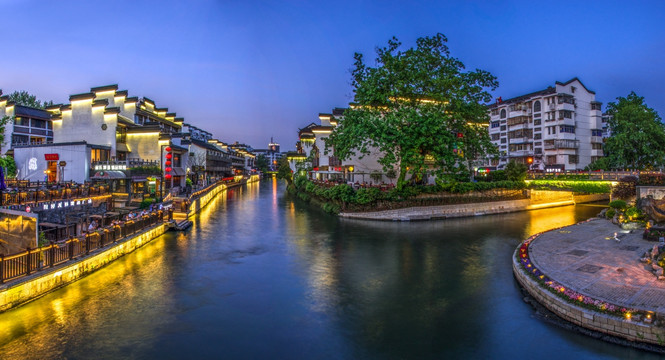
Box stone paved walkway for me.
[529,218,665,315]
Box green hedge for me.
[527,180,611,194]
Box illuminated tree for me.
[326,34,498,186]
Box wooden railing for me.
[0,209,172,284]
[0,184,110,207]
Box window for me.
[533,101,541,113]
[592,143,603,150]
[500,125,506,131]
[559,110,573,119]
[534,119,541,126]
[500,109,506,119]
[14,117,28,126]
[534,127,541,132]
[491,121,500,128]
[568,155,578,164]
[547,126,557,135]
[491,133,500,141]
[591,102,602,111]
[91,148,109,162]
[534,133,542,140]
[173,154,182,167]
[559,125,575,134]
[500,138,506,144]
[31,119,47,128]
[491,109,498,116]
[535,148,542,154]
[591,129,602,137]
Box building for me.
[0,91,54,154]
[176,124,233,185]
[290,108,391,184]
[12,84,189,198]
[253,137,282,171]
[487,78,604,171]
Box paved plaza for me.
[529,218,665,315]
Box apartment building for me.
[487,78,604,171]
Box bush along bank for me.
[288,176,528,214]
[288,176,615,215]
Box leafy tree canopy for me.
[7,90,54,109]
[325,33,498,187]
[276,156,293,184]
[604,92,665,170]
[255,154,269,173]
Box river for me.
[0,179,659,359]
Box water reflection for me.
[0,182,660,360]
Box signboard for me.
[45,153,59,161]
[59,161,67,167]
[94,164,127,171]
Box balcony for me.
[508,108,530,119]
[509,137,533,144]
[590,136,603,143]
[544,139,579,150]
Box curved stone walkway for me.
[529,218,665,315]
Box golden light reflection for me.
[526,205,577,238]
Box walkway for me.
[529,218,665,314]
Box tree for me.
[504,160,527,182]
[326,33,498,187]
[276,156,293,184]
[604,92,665,169]
[7,91,53,109]
[255,154,269,173]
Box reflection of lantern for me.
[166,153,172,159]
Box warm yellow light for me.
[625,312,631,320]
[71,99,93,105]
[94,90,116,97]
[348,166,354,172]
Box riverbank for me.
[0,176,258,313]
[340,191,608,221]
[513,217,665,350]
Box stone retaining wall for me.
[513,254,665,346]
[340,192,609,221]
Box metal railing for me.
[0,209,172,284]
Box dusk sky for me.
[1,0,664,150]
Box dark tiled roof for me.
[90,84,118,93]
[488,86,556,108]
[556,77,595,94]
[14,105,50,120]
[69,92,95,101]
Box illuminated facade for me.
[487,78,604,171]
[0,91,54,154]
[291,108,390,184]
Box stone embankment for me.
[514,218,665,350]
[340,190,608,221]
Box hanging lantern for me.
[165,146,172,152]
[165,167,172,172]
[165,160,172,166]
[165,174,172,179]
[166,153,172,159]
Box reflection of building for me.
[0,91,54,154]
[487,78,604,171]
[289,108,389,183]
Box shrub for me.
[606,208,616,219]
[527,180,611,194]
[608,200,627,210]
[612,176,637,199]
[487,170,507,182]
[139,198,156,209]
[638,173,665,186]
[624,206,643,220]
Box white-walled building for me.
[290,108,392,184]
[487,78,604,171]
[0,91,54,154]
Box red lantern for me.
[166,153,172,159]
[165,167,172,172]
[165,174,172,179]
[165,147,172,152]
[165,160,172,166]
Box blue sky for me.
[1,0,664,149]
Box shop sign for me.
[45,154,59,161]
[94,164,127,171]
[41,198,93,211]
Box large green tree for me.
[7,90,53,109]
[604,92,665,169]
[325,34,498,186]
[255,154,269,173]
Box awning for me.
[171,167,186,176]
[91,170,127,179]
[131,176,148,182]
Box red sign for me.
[45,154,59,161]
